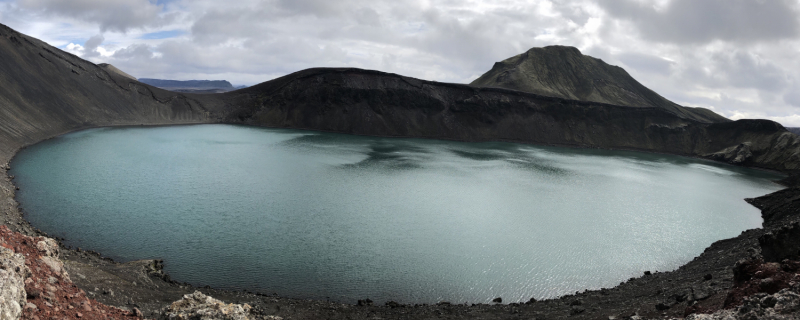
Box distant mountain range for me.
[137,78,246,93]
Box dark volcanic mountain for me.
[470,45,727,123]
[138,78,236,93]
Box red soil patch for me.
[680,258,800,317]
[723,258,800,309]
[0,225,143,320]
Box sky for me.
[2,1,800,126]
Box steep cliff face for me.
[470,46,728,124]
[222,68,800,171]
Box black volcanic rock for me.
[746,187,800,228]
[759,222,800,262]
[470,45,728,123]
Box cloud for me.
[768,114,800,127]
[598,0,800,44]
[721,51,787,92]
[178,1,563,82]
[671,48,789,93]
[112,43,154,60]
[616,52,673,75]
[726,111,800,128]
[275,0,347,18]
[82,34,104,57]
[16,0,171,32]
[784,81,800,108]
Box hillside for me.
[0,23,224,163]
[470,46,728,123]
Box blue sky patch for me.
[57,38,90,49]
[153,0,178,6]
[140,30,185,40]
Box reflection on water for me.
[450,149,509,161]
[11,124,785,304]
[689,163,737,175]
[344,142,431,170]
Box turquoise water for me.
[11,124,784,304]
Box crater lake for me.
[10,124,784,304]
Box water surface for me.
[11,124,784,303]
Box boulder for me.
[759,222,800,262]
[0,246,28,320]
[704,142,753,165]
[686,284,800,320]
[161,291,270,320]
[35,238,58,258]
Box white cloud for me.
[64,43,84,55]
[597,0,800,44]
[725,111,800,128]
[768,114,800,127]
[17,0,171,32]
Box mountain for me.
[470,46,727,123]
[138,78,236,93]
